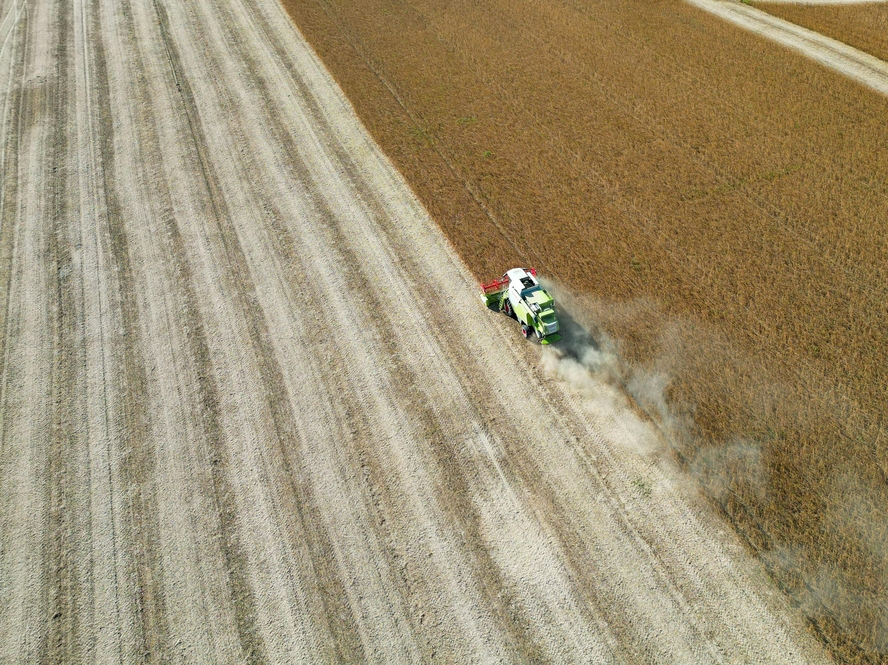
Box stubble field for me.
[281,0,888,660]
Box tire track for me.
[106,0,267,656]
[155,11,368,658]
[41,0,81,659]
[70,0,142,656]
[154,0,377,658]
[0,0,57,659]
[85,0,159,657]
[150,2,267,661]
[157,0,364,657]
[105,0,269,656]
[161,1,400,658]
[0,0,27,441]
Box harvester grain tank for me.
[480,268,561,344]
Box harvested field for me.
[0,0,828,661]
[753,2,888,63]
[281,0,888,660]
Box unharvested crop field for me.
[753,2,888,63]
[281,0,888,660]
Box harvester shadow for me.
[486,294,601,354]
[548,307,603,360]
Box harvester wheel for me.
[521,324,531,338]
[503,300,513,318]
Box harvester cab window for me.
[520,276,535,289]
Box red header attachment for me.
[479,268,537,294]
[480,276,509,294]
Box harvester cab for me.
[480,268,561,344]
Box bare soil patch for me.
[281,0,888,660]
[754,2,888,62]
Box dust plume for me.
[539,279,888,658]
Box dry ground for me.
[753,2,888,63]
[0,0,828,661]
[279,0,888,660]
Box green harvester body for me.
[480,268,561,344]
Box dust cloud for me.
[538,280,687,460]
[541,279,888,657]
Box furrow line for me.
[86,0,160,657]
[121,0,265,657]
[151,0,290,660]
[0,0,27,453]
[41,0,84,660]
[150,2,270,661]
[0,0,53,660]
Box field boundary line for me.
[686,0,888,98]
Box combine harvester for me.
[480,268,561,344]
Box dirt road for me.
[688,0,888,97]
[0,0,829,661]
